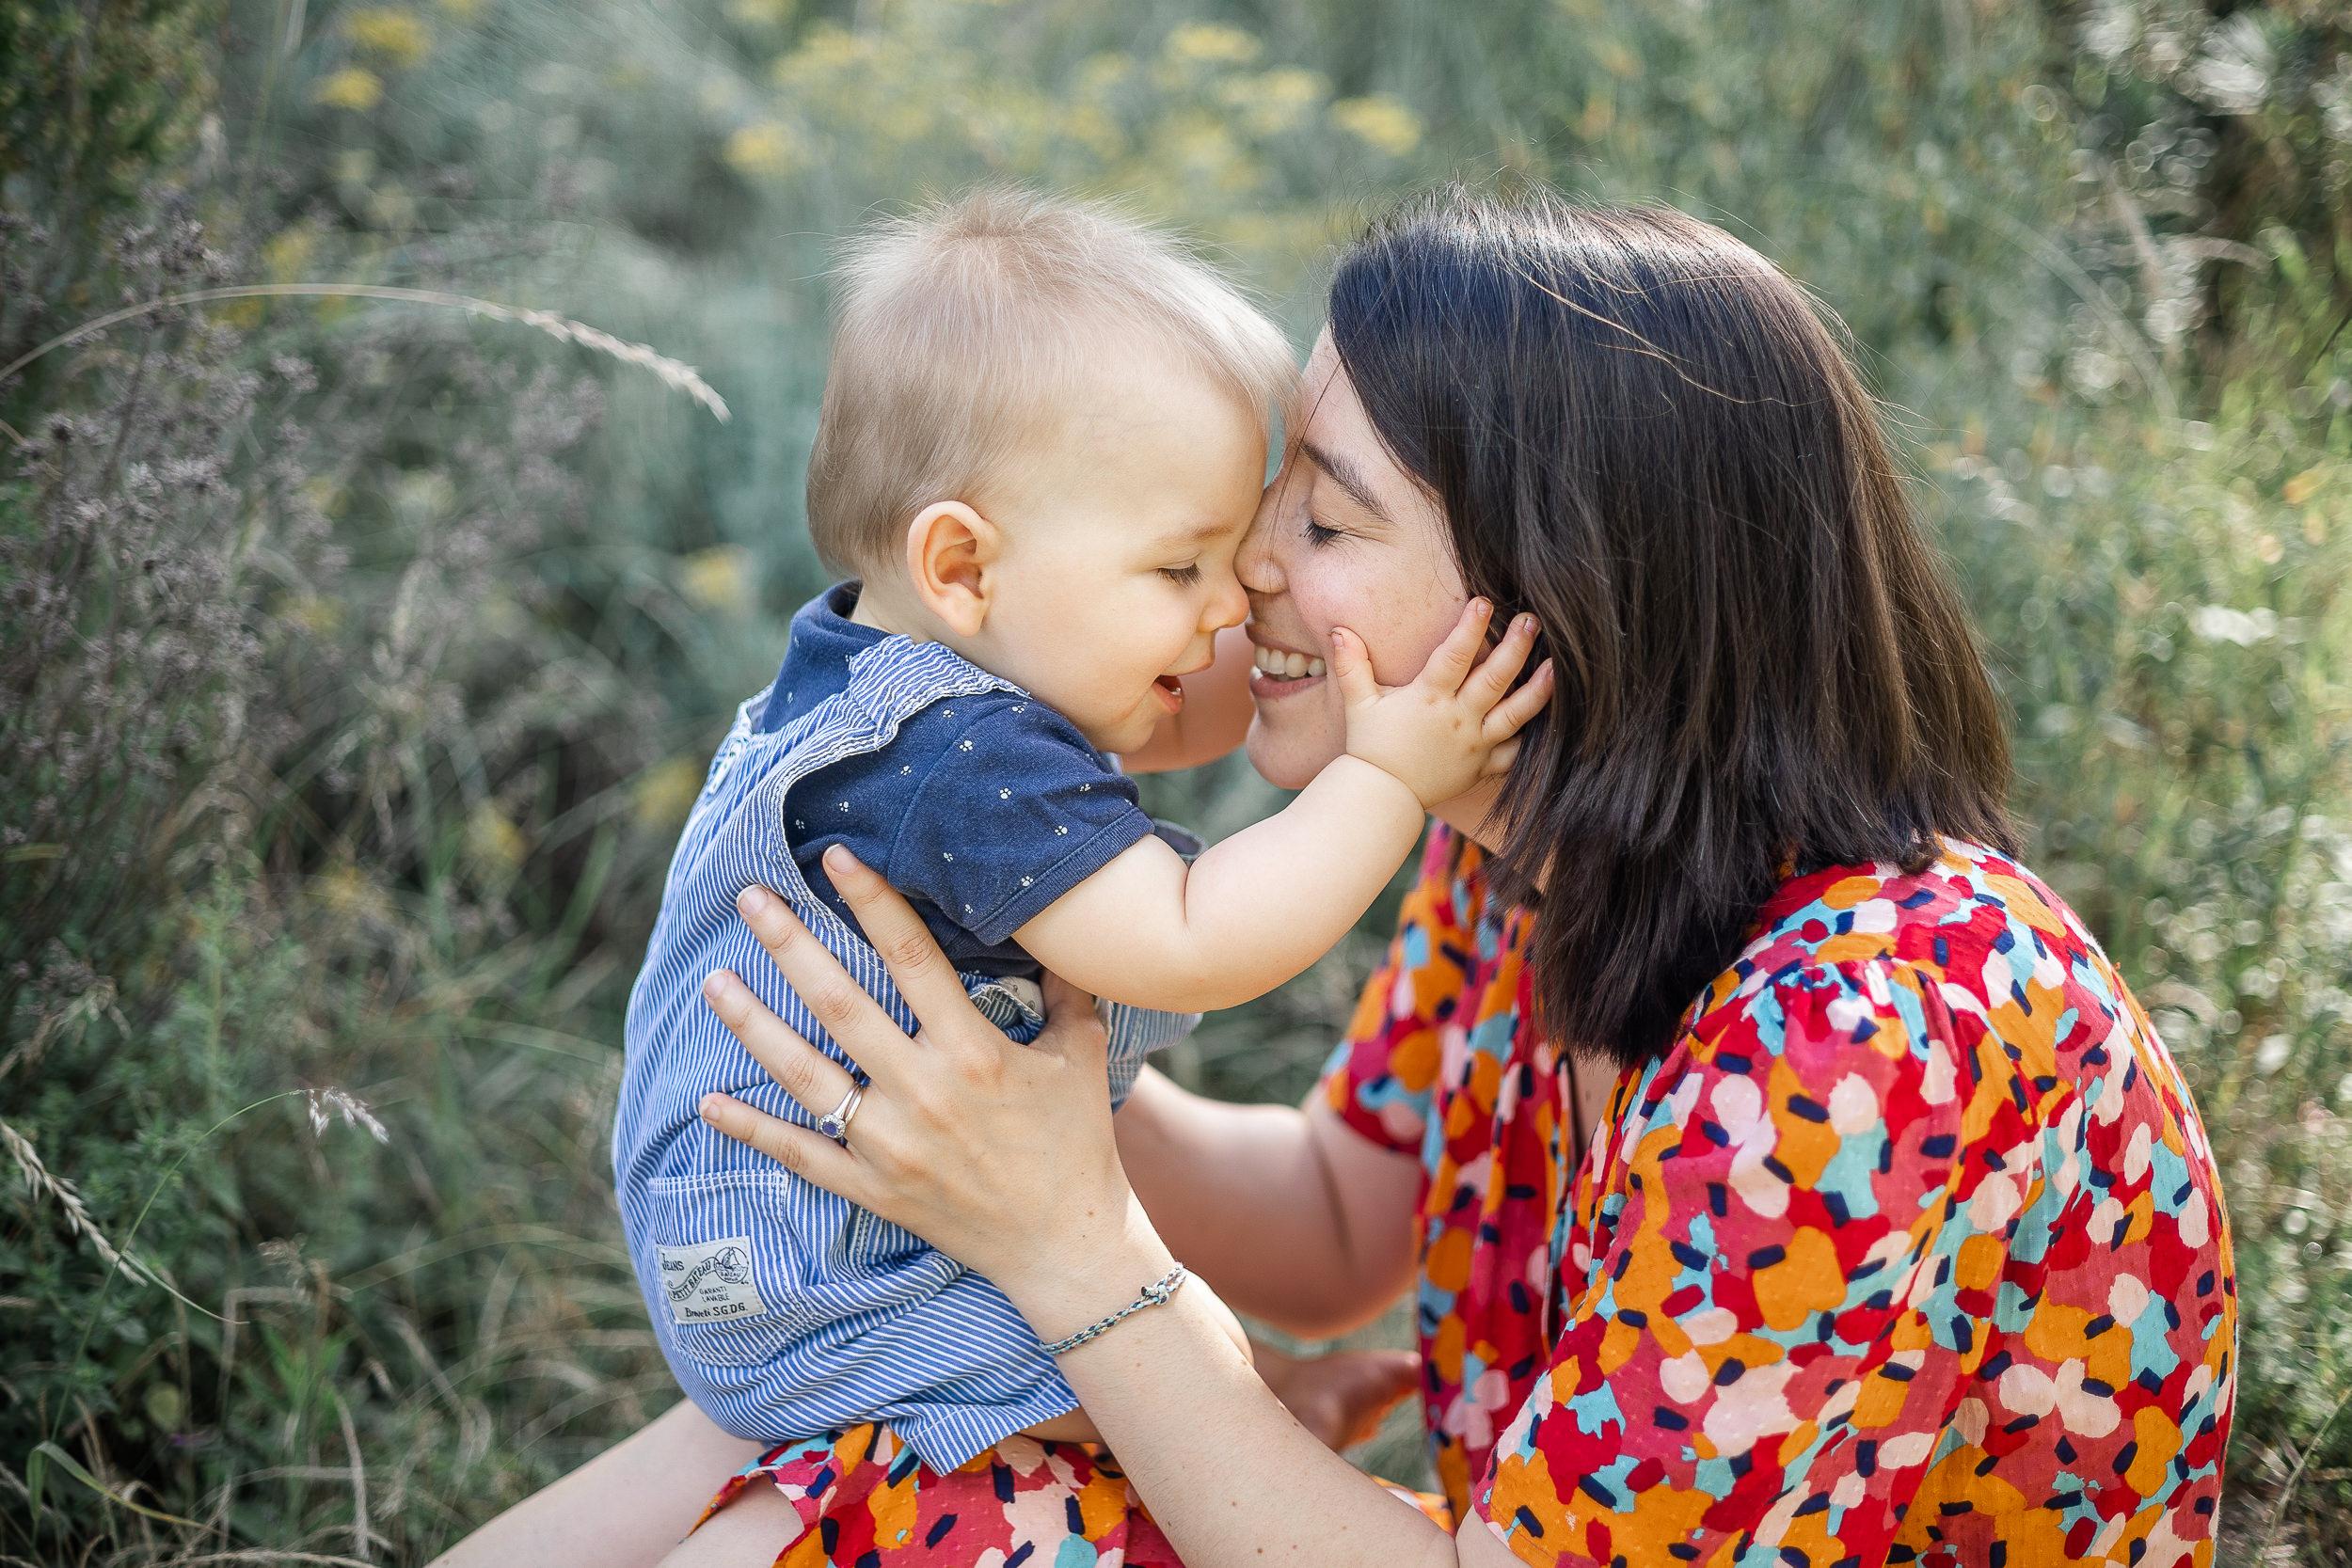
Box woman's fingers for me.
[818,846,980,1044]
[731,882,908,1083]
[1482,657,1555,743]
[701,969,858,1117]
[697,1092,868,1205]
[1463,613,1541,709]
[1414,596,1493,693]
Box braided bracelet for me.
[1041,1263,1190,1356]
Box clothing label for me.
[657,1235,767,1325]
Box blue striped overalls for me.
[613,632,1199,1468]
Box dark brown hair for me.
[1328,186,2016,1069]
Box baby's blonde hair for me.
[805,186,1297,575]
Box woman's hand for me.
[694,846,1144,1300]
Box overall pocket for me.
[637,1170,811,1368]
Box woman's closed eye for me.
[1302,515,1347,548]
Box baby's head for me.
[807,187,1295,754]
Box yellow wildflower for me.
[1164,24,1260,65]
[1062,103,1123,160]
[467,802,528,875]
[283,594,343,637]
[1224,67,1323,135]
[345,8,432,68]
[312,68,385,112]
[2282,466,2325,506]
[1077,52,1133,97]
[302,477,346,516]
[1331,94,1421,157]
[679,545,755,613]
[317,863,392,924]
[262,224,318,281]
[723,119,801,177]
[633,756,708,830]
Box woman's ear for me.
[902,501,999,638]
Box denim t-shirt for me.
[756,582,1152,971]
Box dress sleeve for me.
[1475,958,1979,1567]
[1313,828,1471,1156]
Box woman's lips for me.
[1248,641,1327,701]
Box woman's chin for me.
[1244,714,1340,792]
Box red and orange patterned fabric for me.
[695,1425,1184,1566]
[1321,828,2237,1565]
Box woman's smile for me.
[1246,632,1328,699]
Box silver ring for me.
[816,1082,864,1145]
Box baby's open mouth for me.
[1152,673,1186,713]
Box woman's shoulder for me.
[1659,836,2127,1114]
[1721,838,2102,1006]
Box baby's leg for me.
[429,1399,763,1568]
[654,1481,803,1568]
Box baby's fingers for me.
[1481,658,1555,744]
[1462,613,1542,711]
[1412,598,1494,694]
[1327,626,1381,708]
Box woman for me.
[447,188,2235,1566]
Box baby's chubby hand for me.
[1330,599,1552,809]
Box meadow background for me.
[3,0,2348,1560]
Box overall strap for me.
[748,634,1026,949]
[836,634,1027,733]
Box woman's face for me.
[1237,331,1471,790]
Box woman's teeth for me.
[1252,646,1327,680]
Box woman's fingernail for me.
[1472,597,1492,616]
[698,1093,723,1122]
[738,884,770,915]
[1517,614,1537,634]
[703,970,735,1000]
[823,844,856,875]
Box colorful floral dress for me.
[1322,830,2236,1565]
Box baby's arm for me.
[1015,603,1549,1013]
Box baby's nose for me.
[1206,564,1250,631]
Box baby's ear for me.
[903,500,998,638]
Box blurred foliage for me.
[2,0,2348,1561]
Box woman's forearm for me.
[1009,1206,1503,1568]
[1117,1068,1419,1337]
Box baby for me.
[612,189,1546,1471]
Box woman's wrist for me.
[1000,1194,1181,1352]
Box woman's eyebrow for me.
[1299,439,1392,526]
